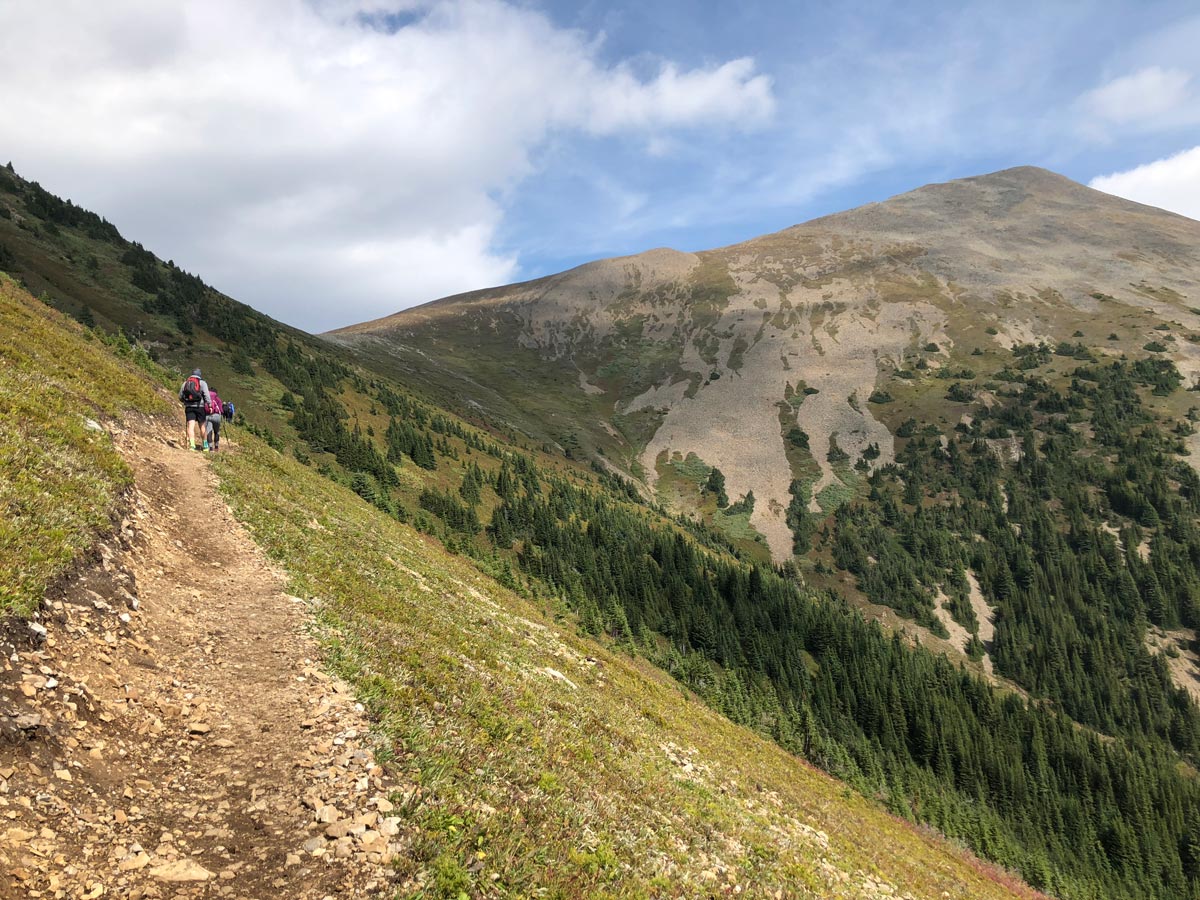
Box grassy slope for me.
[0,169,621,519]
[0,276,168,614]
[212,429,1039,899]
[0,182,1040,900]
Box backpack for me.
[181,375,203,404]
[222,401,235,421]
[206,391,223,416]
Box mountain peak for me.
[337,163,1200,564]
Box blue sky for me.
[1,0,1198,331]
[509,0,1200,272]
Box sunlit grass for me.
[212,426,1039,900]
[0,275,167,614]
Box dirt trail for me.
[0,416,405,899]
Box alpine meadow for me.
[3,153,1200,900]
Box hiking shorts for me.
[185,406,205,423]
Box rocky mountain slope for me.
[6,165,1200,899]
[331,167,1200,562]
[0,276,1047,899]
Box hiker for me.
[179,368,211,451]
[205,386,225,453]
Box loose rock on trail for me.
[0,414,407,899]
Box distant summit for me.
[330,166,1200,559]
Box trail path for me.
[0,416,405,899]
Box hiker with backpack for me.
[205,386,225,452]
[179,368,211,451]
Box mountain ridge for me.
[330,165,1200,563]
[0,274,1050,899]
[333,165,1200,336]
[6,163,1200,899]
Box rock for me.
[315,804,340,824]
[187,721,211,735]
[541,666,578,689]
[119,852,152,872]
[379,817,401,837]
[12,712,43,731]
[325,820,355,839]
[149,859,214,882]
[302,836,325,855]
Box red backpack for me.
[181,375,203,404]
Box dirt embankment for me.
[0,415,409,899]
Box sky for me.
[1,1,1198,332]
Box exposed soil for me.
[0,414,407,899]
[1146,626,1200,706]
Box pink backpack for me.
[206,391,223,416]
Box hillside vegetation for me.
[212,400,1045,899]
[4,165,1200,898]
[0,222,1047,899]
[0,274,167,614]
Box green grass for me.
[0,275,168,614]
[210,419,1040,900]
[710,506,764,545]
[815,463,861,515]
[1,170,1098,897]
[0,235,1040,899]
[668,451,711,483]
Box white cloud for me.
[586,59,774,134]
[1079,65,1195,131]
[1090,146,1200,221]
[0,0,773,330]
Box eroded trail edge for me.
[0,416,403,899]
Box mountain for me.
[330,167,1200,562]
[2,273,1059,900]
[5,164,1200,899]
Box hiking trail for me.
[0,414,407,899]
